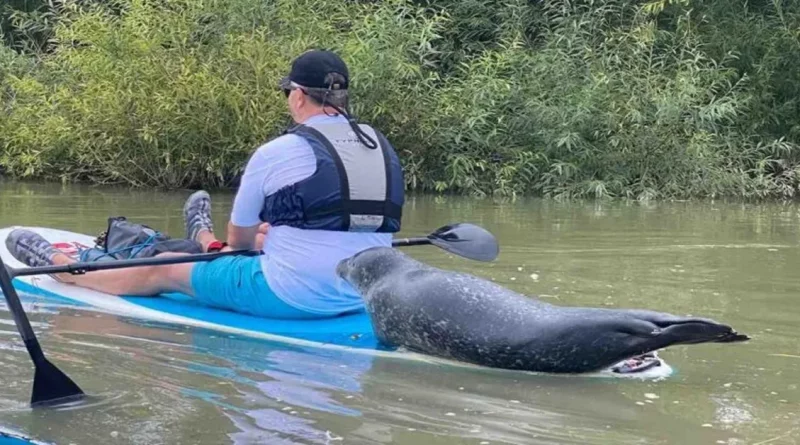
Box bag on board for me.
[78,216,202,262]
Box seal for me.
[336,247,750,374]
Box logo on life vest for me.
[336,131,364,145]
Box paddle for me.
[392,222,499,262]
[11,223,499,279]
[0,222,498,408]
[0,261,84,407]
[0,248,260,408]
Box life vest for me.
[259,121,404,232]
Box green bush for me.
[1,0,61,53]
[408,0,800,199]
[1,0,800,199]
[1,0,442,187]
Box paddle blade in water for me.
[0,257,86,408]
[31,358,85,407]
[428,223,499,262]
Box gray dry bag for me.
[78,216,203,262]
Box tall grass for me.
[1,0,799,199]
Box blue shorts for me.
[190,255,319,319]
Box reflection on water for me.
[0,181,798,444]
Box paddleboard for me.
[0,428,48,445]
[0,227,388,353]
[0,226,672,378]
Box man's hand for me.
[227,221,260,251]
[255,223,270,250]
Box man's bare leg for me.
[9,189,265,296]
[50,251,196,297]
[5,229,196,296]
[195,230,219,252]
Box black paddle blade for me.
[31,358,85,407]
[428,223,499,262]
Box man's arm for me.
[227,134,313,250]
[228,148,272,250]
[227,221,260,250]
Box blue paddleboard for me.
[0,227,389,355]
[0,428,49,445]
[0,226,672,378]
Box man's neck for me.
[295,108,343,124]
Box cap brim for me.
[278,76,291,89]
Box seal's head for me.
[336,247,410,294]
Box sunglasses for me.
[281,80,306,98]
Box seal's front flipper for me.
[611,352,662,374]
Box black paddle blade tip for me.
[430,223,500,262]
[31,359,86,408]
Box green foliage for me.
[0,0,443,187]
[1,0,800,200]
[408,0,800,199]
[1,0,61,53]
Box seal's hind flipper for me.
[712,332,750,343]
[653,319,750,346]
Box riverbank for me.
[2,0,799,200]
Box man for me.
[5,49,405,319]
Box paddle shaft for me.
[0,260,45,361]
[392,237,432,247]
[10,248,261,278]
[8,239,432,278]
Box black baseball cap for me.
[279,50,349,90]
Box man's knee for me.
[135,264,170,290]
[160,263,196,294]
[146,254,193,285]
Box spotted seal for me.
[336,247,749,373]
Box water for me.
[0,180,798,444]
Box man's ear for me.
[292,89,306,108]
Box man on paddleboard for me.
[5,50,405,319]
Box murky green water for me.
[0,180,798,444]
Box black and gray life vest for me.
[259,121,404,232]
